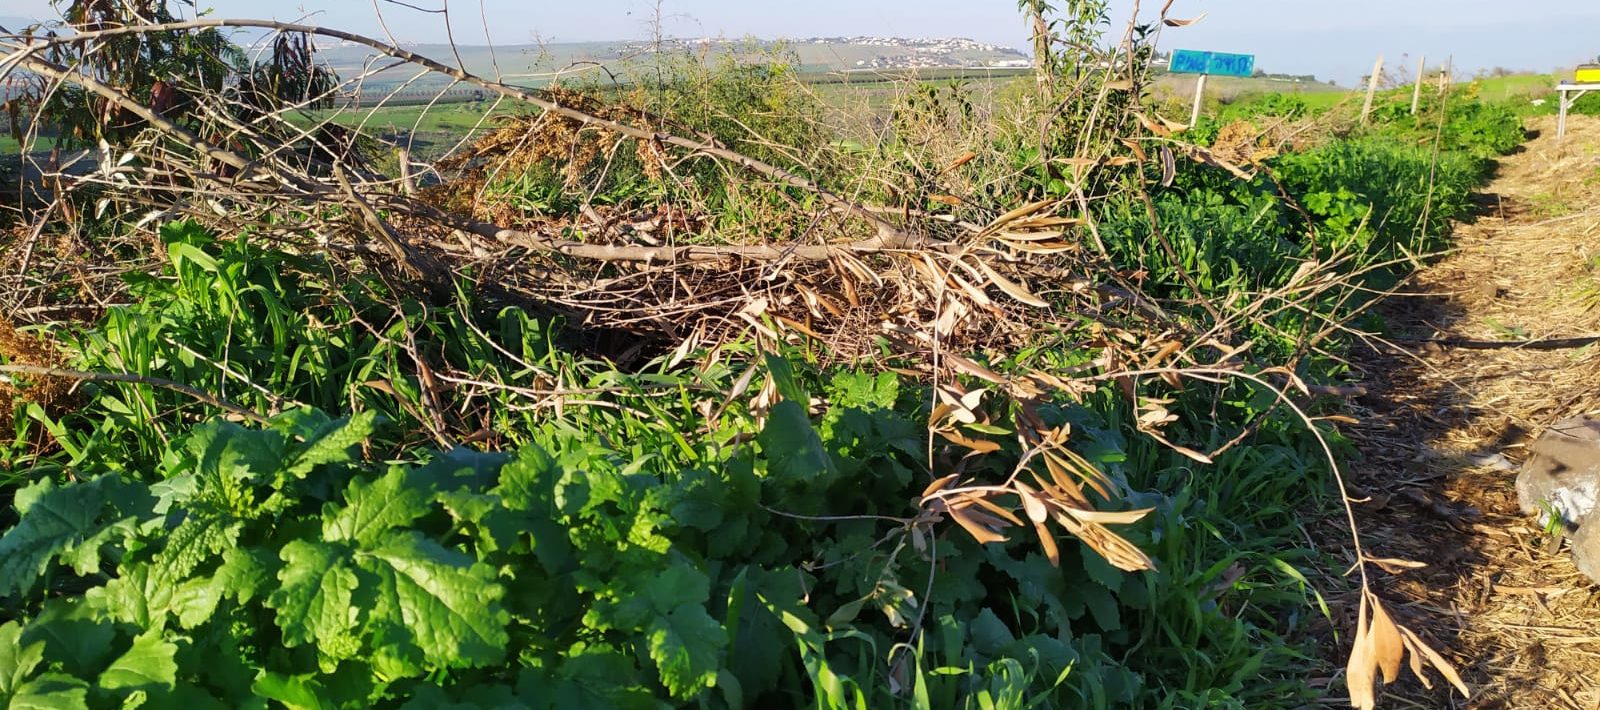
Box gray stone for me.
[1516,415,1600,584]
[1516,415,1600,528]
[1573,514,1600,584]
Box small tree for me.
[10,1,333,149]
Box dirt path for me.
[1348,114,1600,708]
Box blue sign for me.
[1169,50,1256,78]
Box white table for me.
[1557,83,1600,138]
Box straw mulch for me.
[1342,113,1600,708]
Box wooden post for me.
[1361,55,1384,123]
[1190,73,1208,127]
[1410,54,1425,115]
[397,147,415,196]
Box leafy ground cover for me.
[0,5,1528,707]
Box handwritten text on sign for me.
[1169,50,1256,78]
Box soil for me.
[1343,113,1600,708]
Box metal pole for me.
[1559,90,1570,139]
[1411,55,1425,115]
[1190,73,1207,127]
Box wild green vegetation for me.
[1,4,1527,708]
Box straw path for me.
[1342,113,1600,708]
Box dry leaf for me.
[921,473,962,499]
[972,258,1049,308]
[1399,627,1470,699]
[1163,12,1208,26]
[948,507,1008,544]
[1032,520,1061,566]
[1370,599,1405,684]
[940,151,977,174]
[937,428,1002,454]
[1368,557,1428,573]
[1016,482,1049,523]
[1347,593,1377,710]
[1054,505,1154,526]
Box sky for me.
[7,1,1600,85]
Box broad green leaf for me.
[283,411,381,479]
[160,513,242,579]
[969,608,1016,656]
[268,541,362,661]
[251,672,332,710]
[0,477,115,597]
[413,448,511,495]
[168,575,225,630]
[494,445,558,513]
[323,467,429,546]
[9,673,90,710]
[647,603,725,699]
[190,421,287,487]
[20,603,115,678]
[90,563,216,629]
[757,402,835,482]
[215,547,273,605]
[649,562,712,611]
[360,531,509,668]
[98,629,178,694]
[0,621,45,700]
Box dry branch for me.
[3,18,908,240]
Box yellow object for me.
[1577,65,1600,83]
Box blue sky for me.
[8,1,1600,84]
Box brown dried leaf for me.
[1370,599,1405,684]
[1052,513,1156,571]
[1119,138,1148,162]
[937,428,1002,454]
[1037,457,1090,506]
[1135,112,1175,137]
[1347,593,1378,710]
[1399,627,1470,699]
[1015,482,1049,524]
[942,353,1008,386]
[940,151,978,174]
[1369,557,1428,574]
[961,494,1026,528]
[972,258,1049,308]
[1163,13,1207,26]
[1033,520,1061,566]
[947,506,1009,545]
[921,473,962,499]
[1054,505,1154,526]
[1402,633,1431,689]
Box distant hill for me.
[0,16,44,30]
[313,36,1030,89]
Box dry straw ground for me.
[1343,113,1600,708]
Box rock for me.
[1516,414,1600,583]
[1573,516,1600,584]
[1516,415,1600,528]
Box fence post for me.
[1411,54,1425,115]
[1190,73,1208,127]
[397,147,415,196]
[1361,55,1384,123]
